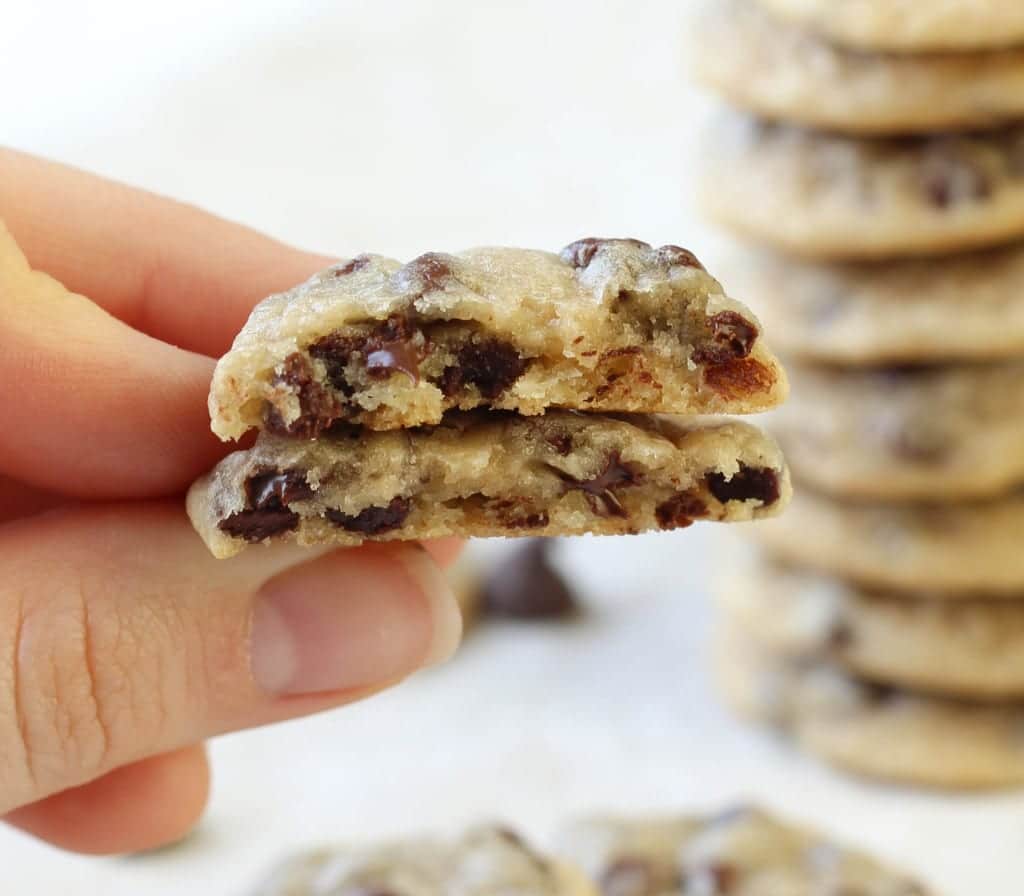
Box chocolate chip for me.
[656,244,704,270]
[863,681,898,704]
[394,252,454,294]
[311,315,426,387]
[692,312,759,366]
[560,237,651,269]
[700,357,776,400]
[920,151,991,208]
[481,539,578,619]
[655,492,708,530]
[546,433,573,456]
[440,338,528,399]
[326,497,411,535]
[246,469,313,509]
[334,255,371,276]
[598,857,659,896]
[705,465,780,506]
[218,509,299,542]
[266,353,344,438]
[547,452,641,517]
[685,862,738,895]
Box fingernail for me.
[250,544,462,695]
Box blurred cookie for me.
[753,0,1024,52]
[695,0,1024,134]
[558,806,931,895]
[701,115,1024,259]
[716,626,1024,789]
[718,551,1024,699]
[719,242,1024,365]
[752,486,1024,595]
[771,360,1024,500]
[481,540,579,620]
[250,826,596,895]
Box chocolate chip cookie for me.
[719,242,1024,364]
[188,412,790,558]
[250,826,596,896]
[771,360,1024,500]
[701,115,1024,258]
[753,0,1024,52]
[718,550,1024,699]
[717,626,1024,789]
[558,807,931,895]
[751,486,1024,595]
[209,239,786,439]
[695,0,1024,134]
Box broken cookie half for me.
[188,411,790,559]
[209,238,787,438]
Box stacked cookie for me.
[694,0,1024,788]
[187,239,790,558]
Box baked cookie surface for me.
[701,116,1024,259]
[210,238,786,439]
[189,412,790,558]
[753,0,1024,51]
[719,242,1024,364]
[695,0,1024,135]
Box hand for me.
[0,149,462,854]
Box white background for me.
[3,2,1022,893]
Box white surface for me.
[3,2,1022,893]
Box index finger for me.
[0,147,333,358]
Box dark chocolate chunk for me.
[655,492,708,530]
[266,353,343,438]
[326,497,411,535]
[548,452,642,517]
[692,312,759,366]
[311,315,426,387]
[440,338,528,399]
[334,255,371,276]
[393,252,454,294]
[219,509,299,542]
[685,861,738,895]
[705,465,780,506]
[920,151,991,209]
[598,857,660,896]
[481,539,578,620]
[246,469,313,510]
[655,244,704,270]
[560,237,651,269]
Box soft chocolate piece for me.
[480,540,579,620]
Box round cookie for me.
[716,627,1024,789]
[251,826,597,896]
[558,807,932,895]
[717,242,1024,365]
[753,0,1024,52]
[751,486,1024,595]
[771,360,1024,500]
[700,115,1024,259]
[717,552,1024,699]
[694,0,1024,135]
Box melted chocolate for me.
[705,465,780,506]
[326,497,411,535]
[548,452,641,517]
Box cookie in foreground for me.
[250,825,596,896]
[187,411,790,558]
[718,549,1024,700]
[209,238,786,438]
[716,626,1024,790]
[558,806,931,894]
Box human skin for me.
[0,148,463,854]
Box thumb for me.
[0,502,461,814]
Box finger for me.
[4,745,209,855]
[0,148,332,357]
[0,502,462,814]
[423,537,466,570]
[0,219,223,497]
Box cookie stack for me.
[187,239,791,559]
[694,0,1024,788]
